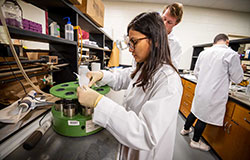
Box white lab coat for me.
[168,32,182,69]
[191,44,244,126]
[93,65,183,160]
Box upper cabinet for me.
[190,38,250,70]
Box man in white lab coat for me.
[180,34,244,151]
[131,2,183,70]
[161,2,183,69]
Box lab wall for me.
[103,1,250,69]
[18,0,49,49]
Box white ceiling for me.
[103,0,250,13]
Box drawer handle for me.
[224,121,228,131]
[227,124,232,134]
[182,109,186,114]
[244,118,250,124]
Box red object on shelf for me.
[45,11,48,35]
[78,29,89,39]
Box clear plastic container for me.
[49,22,60,37]
[64,17,74,41]
[1,0,23,28]
[78,65,89,87]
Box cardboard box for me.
[69,0,82,5]
[75,0,104,27]
[26,52,49,60]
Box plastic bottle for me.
[49,22,60,37]
[78,65,89,87]
[1,0,23,28]
[63,17,74,41]
[18,90,36,112]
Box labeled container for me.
[49,22,60,37]
[1,0,23,28]
[55,100,64,111]
[64,17,74,41]
[63,103,77,117]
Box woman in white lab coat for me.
[180,34,244,151]
[77,12,183,160]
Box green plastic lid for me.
[50,81,110,99]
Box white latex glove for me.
[77,85,103,108]
[87,71,103,87]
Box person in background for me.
[161,2,183,69]
[180,34,245,151]
[77,12,182,160]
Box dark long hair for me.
[128,12,177,92]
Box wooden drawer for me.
[179,103,190,118]
[232,104,250,131]
[182,99,192,111]
[185,80,196,95]
[225,100,235,118]
[182,90,194,103]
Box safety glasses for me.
[127,37,148,50]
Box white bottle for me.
[78,65,89,87]
[19,90,36,112]
[49,22,60,37]
[64,17,74,41]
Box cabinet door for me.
[203,116,250,160]
[222,120,250,160]
[203,117,230,153]
[232,104,250,132]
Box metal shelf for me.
[8,26,77,45]
[83,44,111,52]
[23,0,113,41]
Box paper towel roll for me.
[91,62,101,71]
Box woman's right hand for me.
[87,71,103,87]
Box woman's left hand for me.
[77,85,103,108]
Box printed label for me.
[68,120,80,126]
[86,119,100,133]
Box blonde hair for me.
[162,2,183,24]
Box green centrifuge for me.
[50,81,110,137]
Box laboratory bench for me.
[0,101,118,160]
[180,74,250,160]
[5,128,118,160]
